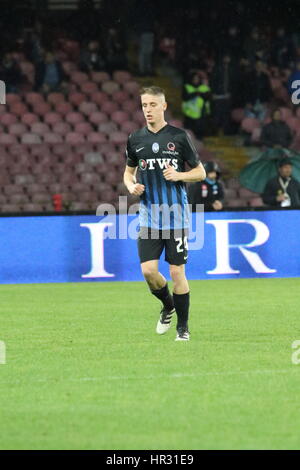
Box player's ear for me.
[163,101,167,111]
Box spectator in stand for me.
[79,40,106,73]
[210,53,236,135]
[188,162,224,211]
[246,60,272,105]
[243,28,264,66]
[0,51,24,93]
[105,28,128,73]
[260,108,292,149]
[262,158,300,207]
[182,72,212,139]
[35,51,68,93]
[135,0,155,76]
[222,25,241,64]
[271,27,294,69]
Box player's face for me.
[141,93,167,125]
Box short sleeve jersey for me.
[126,124,201,230]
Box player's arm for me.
[123,136,145,196]
[123,165,145,196]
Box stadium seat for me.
[98,122,118,134]
[78,101,98,116]
[111,110,130,125]
[109,131,127,145]
[0,113,18,126]
[26,183,49,194]
[33,102,52,116]
[25,92,44,105]
[10,194,28,204]
[21,113,39,125]
[123,81,140,95]
[80,81,98,95]
[43,133,64,144]
[52,143,71,156]
[80,173,101,184]
[58,173,79,184]
[6,93,21,105]
[113,70,132,84]
[101,80,120,95]
[132,110,145,125]
[52,122,72,135]
[226,178,241,190]
[91,71,110,83]
[22,203,44,211]
[44,112,63,125]
[74,122,93,135]
[65,132,86,144]
[84,152,104,165]
[101,101,119,115]
[74,142,94,154]
[31,144,52,157]
[68,92,86,107]
[62,61,77,75]
[1,204,22,212]
[0,134,18,144]
[120,121,139,134]
[55,102,73,115]
[31,122,50,135]
[89,111,108,125]
[21,133,42,144]
[91,91,109,106]
[121,100,139,113]
[47,93,65,105]
[9,123,28,136]
[72,71,89,85]
[31,193,51,203]
[113,90,129,104]
[14,173,35,184]
[87,132,107,143]
[66,112,85,125]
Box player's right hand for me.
[129,183,145,196]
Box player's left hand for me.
[163,164,180,182]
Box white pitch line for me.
[0,368,295,386]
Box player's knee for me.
[169,265,185,283]
[141,266,158,282]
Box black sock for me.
[151,283,174,312]
[173,292,190,329]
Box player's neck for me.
[147,119,167,134]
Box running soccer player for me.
[123,86,206,341]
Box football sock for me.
[151,283,174,312]
[173,292,190,329]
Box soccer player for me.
[123,86,206,341]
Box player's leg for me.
[165,231,190,341]
[138,234,175,334]
[169,264,190,341]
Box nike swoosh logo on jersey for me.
[136,147,145,153]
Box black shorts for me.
[137,227,189,265]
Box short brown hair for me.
[140,86,166,98]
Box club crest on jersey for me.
[138,159,147,170]
[152,142,160,153]
[167,142,176,151]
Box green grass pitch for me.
[1,278,300,450]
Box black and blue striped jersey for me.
[126,124,201,230]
